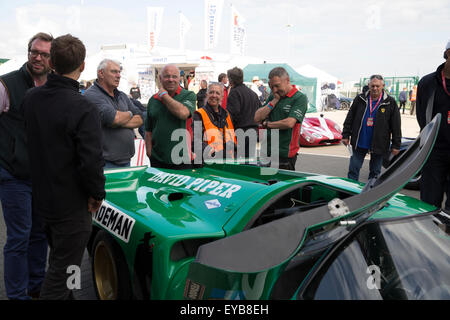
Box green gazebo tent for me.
[242,63,317,112]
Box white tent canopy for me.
[295,64,340,111]
[0,55,27,76]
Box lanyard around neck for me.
[368,94,382,116]
[441,71,450,97]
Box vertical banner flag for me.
[147,7,164,52]
[230,5,245,55]
[179,12,192,50]
[204,0,224,50]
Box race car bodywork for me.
[383,137,421,190]
[300,115,342,146]
[88,115,449,300]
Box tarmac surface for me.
[0,110,424,300]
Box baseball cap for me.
[252,76,259,81]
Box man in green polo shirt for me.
[254,67,308,170]
[145,64,196,169]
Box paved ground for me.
[0,110,424,300]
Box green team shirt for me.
[146,86,196,165]
[263,86,308,158]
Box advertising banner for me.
[230,5,245,55]
[179,12,192,50]
[204,0,224,50]
[147,7,164,52]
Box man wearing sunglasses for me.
[0,32,53,300]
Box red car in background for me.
[300,114,342,146]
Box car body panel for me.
[300,116,342,146]
[183,114,443,300]
[90,115,442,300]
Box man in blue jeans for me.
[342,75,401,182]
[0,32,53,299]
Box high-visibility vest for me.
[197,107,236,158]
[410,87,417,101]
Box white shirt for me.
[251,82,262,97]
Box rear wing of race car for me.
[184,114,441,300]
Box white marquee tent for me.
[295,64,340,111]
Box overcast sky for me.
[0,0,448,81]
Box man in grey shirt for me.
[85,59,143,168]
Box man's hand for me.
[271,93,280,105]
[157,88,168,97]
[255,95,279,123]
[391,148,400,156]
[88,196,103,214]
[342,138,350,146]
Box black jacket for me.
[343,91,401,155]
[0,63,34,179]
[23,74,105,219]
[196,88,207,108]
[226,83,261,130]
[416,63,450,151]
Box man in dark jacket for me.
[0,32,53,300]
[416,40,450,211]
[196,80,208,108]
[23,34,105,300]
[226,67,261,159]
[342,75,401,182]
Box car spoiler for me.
[184,114,440,298]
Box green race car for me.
[88,114,450,300]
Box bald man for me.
[145,64,196,169]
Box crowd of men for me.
[0,32,448,300]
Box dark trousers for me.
[236,128,258,160]
[263,154,298,171]
[39,212,92,300]
[399,100,406,113]
[410,100,416,115]
[0,166,47,300]
[150,156,193,170]
[420,149,450,210]
[104,161,130,168]
[279,155,298,171]
[347,147,384,181]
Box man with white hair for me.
[85,59,143,168]
[416,39,450,211]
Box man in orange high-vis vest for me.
[192,83,236,163]
[409,85,417,115]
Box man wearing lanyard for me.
[416,40,450,211]
[342,74,401,182]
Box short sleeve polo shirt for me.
[263,86,308,158]
[146,86,196,165]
